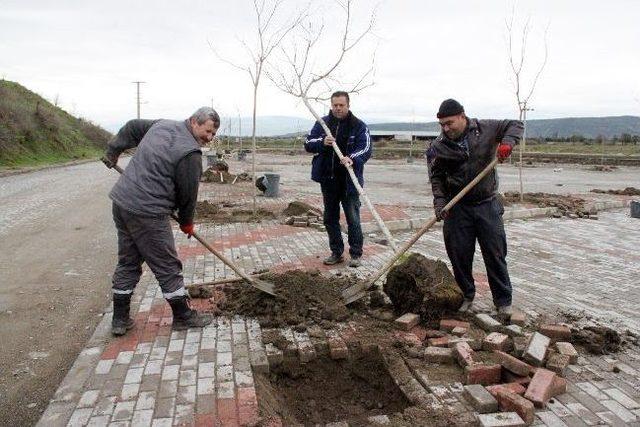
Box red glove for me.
[497,143,513,162]
[180,223,195,237]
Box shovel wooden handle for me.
[342,157,500,304]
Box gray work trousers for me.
[111,202,186,299]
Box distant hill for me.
[368,116,640,139]
[0,80,111,167]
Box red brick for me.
[119,335,139,352]
[101,341,121,360]
[452,326,468,336]
[409,326,428,341]
[524,368,557,408]
[195,413,216,427]
[237,387,257,407]
[486,382,527,398]
[539,324,571,341]
[510,310,526,327]
[483,332,511,352]
[440,319,471,332]
[238,403,259,426]
[426,329,446,338]
[427,337,449,347]
[502,371,531,386]
[550,376,567,397]
[464,363,502,386]
[328,338,349,359]
[495,389,535,425]
[217,398,238,426]
[453,342,475,367]
[546,353,571,376]
[494,350,533,377]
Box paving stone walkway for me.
[37,176,640,426]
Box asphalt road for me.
[0,161,120,426]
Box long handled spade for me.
[341,157,500,304]
[109,163,276,296]
[301,97,399,252]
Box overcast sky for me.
[1,0,639,132]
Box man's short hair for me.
[190,107,220,126]
[330,91,350,104]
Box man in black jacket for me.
[102,107,219,335]
[427,99,523,315]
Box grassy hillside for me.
[0,80,111,168]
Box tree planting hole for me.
[255,354,411,425]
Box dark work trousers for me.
[321,180,363,258]
[442,197,512,307]
[111,202,186,299]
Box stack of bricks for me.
[283,210,324,230]
[418,312,579,426]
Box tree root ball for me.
[383,253,463,320]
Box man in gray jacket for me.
[427,99,523,316]
[102,107,219,335]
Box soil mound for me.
[572,325,623,354]
[219,270,352,327]
[282,201,323,217]
[591,187,640,196]
[201,168,236,183]
[383,253,463,320]
[503,191,587,215]
[195,201,276,223]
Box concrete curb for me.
[360,200,630,235]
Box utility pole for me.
[518,101,534,201]
[408,107,415,163]
[133,81,145,119]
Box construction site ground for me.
[1,153,639,426]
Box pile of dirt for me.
[195,201,276,223]
[503,191,588,216]
[591,187,640,196]
[282,201,322,217]
[589,165,618,172]
[201,168,236,183]
[383,253,463,321]
[255,355,411,425]
[219,270,352,327]
[572,325,625,355]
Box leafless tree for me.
[505,7,549,201]
[267,0,398,251]
[211,0,307,212]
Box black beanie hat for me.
[437,99,464,118]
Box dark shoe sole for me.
[172,315,213,330]
[348,260,362,268]
[323,257,344,265]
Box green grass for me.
[517,142,639,156]
[0,79,111,168]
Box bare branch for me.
[523,23,549,103]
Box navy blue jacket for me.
[305,112,372,194]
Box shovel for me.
[341,157,500,304]
[108,162,275,296]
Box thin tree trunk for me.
[252,83,258,215]
[518,107,525,202]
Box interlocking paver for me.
[37,156,640,426]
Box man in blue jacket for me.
[305,91,372,267]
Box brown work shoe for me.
[323,254,344,265]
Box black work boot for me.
[167,296,213,330]
[323,253,344,265]
[112,293,135,336]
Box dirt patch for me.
[588,165,618,172]
[503,191,589,216]
[195,200,276,224]
[591,187,640,196]
[218,270,353,328]
[383,253,463,321]
[572,325,624,355]
[255,354,411,425]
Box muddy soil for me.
[218,270,353,328]
[255,354,411,425]
[503,191,589,215]
[383,253,463,321]
[591,186,640,196]
[195,200,276,223]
